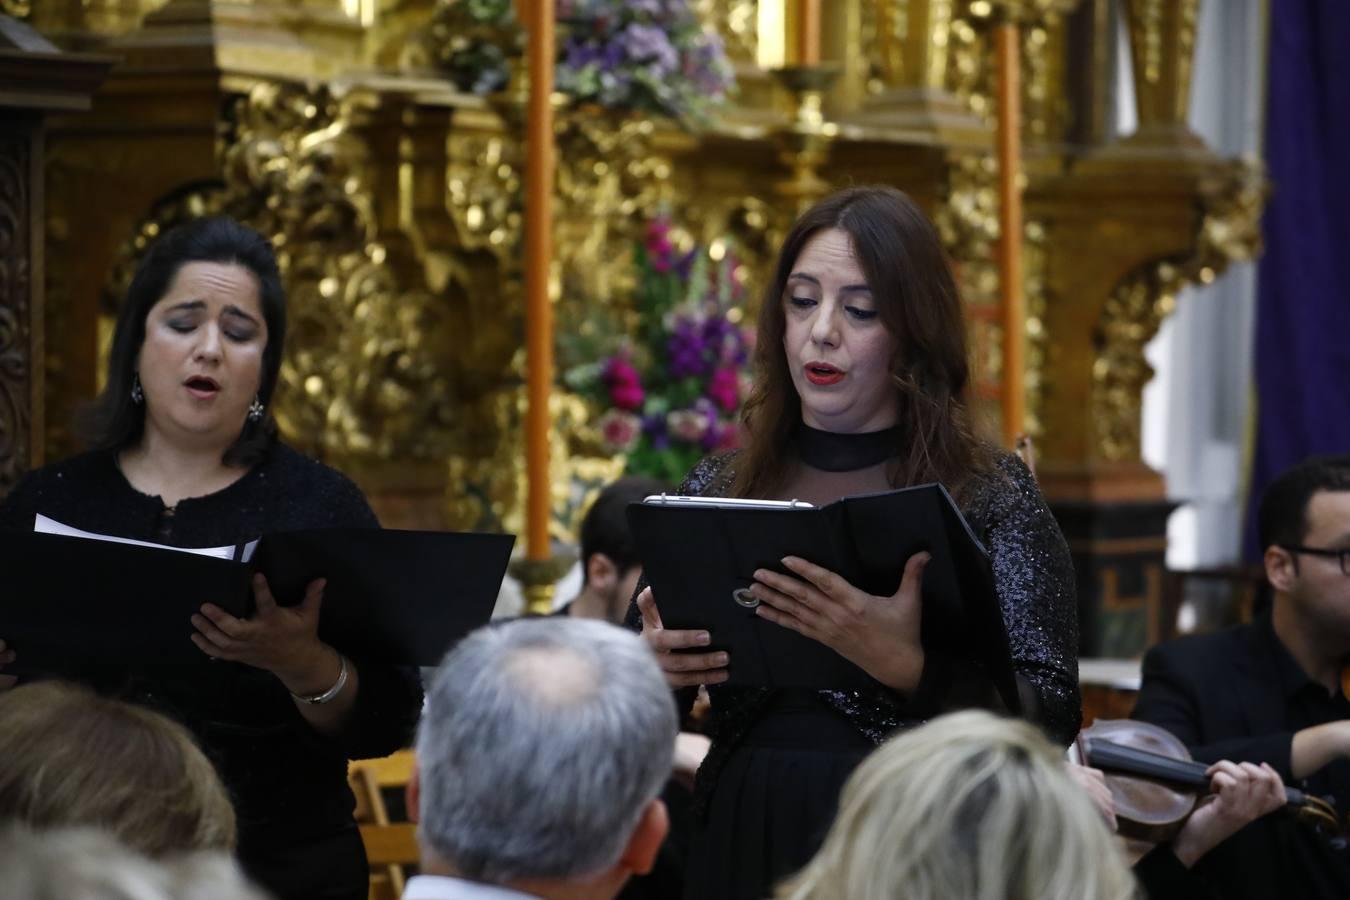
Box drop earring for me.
[247,396,265,422]
[130,373,144,405]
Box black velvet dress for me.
[0,443,424,900]
[630,426,1081,900]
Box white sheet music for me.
[32,514,258,562]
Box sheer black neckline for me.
[796,423,902,472]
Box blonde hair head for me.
[777,711,1139,900]
[0,826,269,900]
[0,681,236,857]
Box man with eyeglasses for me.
[1133,455,1350,899]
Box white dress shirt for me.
[402,874,542,900]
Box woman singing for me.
[631,186,1080,899]
[0,216,422,900]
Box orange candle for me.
[524,0,556,561]
[995,22,1026,445]
[796,0,821,67]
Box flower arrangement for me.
[565,217,755,482]
[435,0,734,124]
[556,0,734,124]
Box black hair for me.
[579,477,672,583]
[81,216,287,467]
[1257,455,1350,550]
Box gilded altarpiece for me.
[25,0,1262,654]
[0,14,112,496]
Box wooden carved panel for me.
[0,119,33,496]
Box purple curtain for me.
[1244,0,1350,558]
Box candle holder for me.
[769,65,841,213]
[509,549,579,616]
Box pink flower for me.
[645,218,674,273]
[707,366,740,413]
[610,382,645,411]
[667,409,708,444]
[597,410,642,452]
[604,356,645,411]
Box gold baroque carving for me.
[105,83,460,464]
[1022,216,1048,438]
[699,0,760,66]
[554,110,676,336]
[0,135,30,493]
[447,132,522,255]
[225,83,459,462]
[946,1,1073,138]
[934,152,1000,309]
[447,389,626,543]
[1091,159,1265,461]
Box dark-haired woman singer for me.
[630,186,1079,900]
[0,217,422,900]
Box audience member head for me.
[776,710,1137,900]
[735,184,986,499]
[84,215,287,466]
[413,617,677,900]
[575,476,671,623]
[0,826,268,900]
[0,681,236,857]
[1258,455,1350,649]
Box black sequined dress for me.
[630,426,1080,900]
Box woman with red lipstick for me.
[0,217,422,900]
[628,186,1079,900]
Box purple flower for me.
[621,23,679,73]
[667,317,709,378]
[643,413,670,450]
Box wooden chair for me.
[349,750,419,900]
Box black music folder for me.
[0,525,514,672]
[628,484,1019,710]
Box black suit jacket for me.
[1132,615,1350,899]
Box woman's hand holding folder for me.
[637,588,731,688]
[748,552,931,694]
[189,574,338,695]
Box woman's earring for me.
[130,374,144,405]
[247,396,265,422]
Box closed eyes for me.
[786,296,878,321]
[165,320,258,342]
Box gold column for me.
[1121,0,1202,149]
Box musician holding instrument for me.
[1133,455,1350,898]
[630,186,1080,900]
[1069,755,1286,897]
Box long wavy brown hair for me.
[732,186,991,500]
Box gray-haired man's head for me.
[414,617,677,887]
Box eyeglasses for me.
[1282,545,1350,576]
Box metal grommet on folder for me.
[732,587,760,609]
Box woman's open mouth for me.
[804,363,845,386]
[184,376,221,400]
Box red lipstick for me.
[804,362,845,386]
